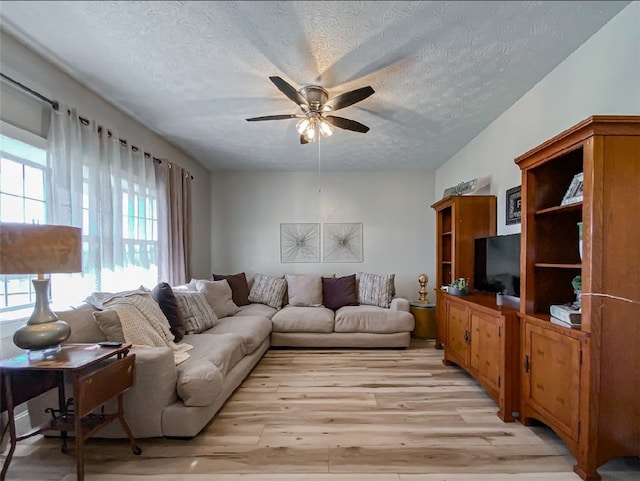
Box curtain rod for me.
[0,71,193,180]
[0,72,59,110]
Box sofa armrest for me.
[390,297,410,312]
[115,346,178,438]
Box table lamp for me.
[0,223,82,354]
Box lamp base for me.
[27,343,62,361]
[13,278,71,351]
[13,320,71,351]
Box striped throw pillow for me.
[248,273,287,309]
[173,290,219,334]
[358,272,395,308]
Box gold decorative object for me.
[0,223,82,354]
[418,273,429,303]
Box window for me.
[0,121,160,320]
[0,124,48,321]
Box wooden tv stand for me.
[441,291,520,422]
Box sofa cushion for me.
[209,315,272,354]
[285,274,323,307]
[93,309,125,342]
[55,303,107,343]
[358,272,395,308]
[235,303,277,319]
[271,306,335,333]
[322,274,359,311]
[213,272,251,306]
[173,290,219,334]
[151,282,186,342]
[176,333,246,407]
[334,305,414,334]
[248,273,287,309]
[196,279,239,318]
[176,361,223,407]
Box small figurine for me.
[418,273,429,303]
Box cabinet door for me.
[446,300,469,367]
[469,310,500,394]
[523,322,581,442]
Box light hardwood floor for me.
[3,340,639,481]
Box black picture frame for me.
[506,186,522,225]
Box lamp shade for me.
[0,223,82,275]
[1,223,82,353]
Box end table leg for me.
[117,395,141,455]
[1,373,16,481]
[74,408,85,480]
[58,373,68,454]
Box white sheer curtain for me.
[47,105,159,307]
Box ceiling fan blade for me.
[269,76,309,108]
[325,115,370,133]
[300,135,309,145]
[324,86,375,111]
[246,114,299,122]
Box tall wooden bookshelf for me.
[431,195,496,348]
[515,115,640,480]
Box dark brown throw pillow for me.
[322,274,359,311]
[212,272,250,306]
[151,282,186,342]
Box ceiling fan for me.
[246,76,375,144]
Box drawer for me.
[75,354,135,417]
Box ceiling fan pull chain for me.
[317,136,322,194]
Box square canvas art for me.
[323,223,363,262]
[280,223,320,263]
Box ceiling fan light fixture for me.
[319,119,334,137]
[249,77,373,144]
[296,118,311,134]
[304,125,316,142]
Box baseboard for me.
[15,409,30,434]
[0,409,31,453]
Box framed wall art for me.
[280,223,320,263]
[323,223,363,263]
[506,185,522,225]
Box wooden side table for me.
[409,302,437,339]
[0,343,141,481]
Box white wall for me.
[0,29,212,280]
[435,2,640,235]
[211,170,436,300]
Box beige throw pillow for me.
[286,274,323,307]
[195,279,239,319]
[93,309,125,342]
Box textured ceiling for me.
[0,1,630,171]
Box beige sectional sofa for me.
[27,272,413,440]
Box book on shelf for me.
[550,304,581,324]
[550,315,582,329]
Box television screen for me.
[474,233,521,297]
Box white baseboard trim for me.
[15,409,31,434]
[1,409,32,453]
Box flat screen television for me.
[474,233,521,298]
